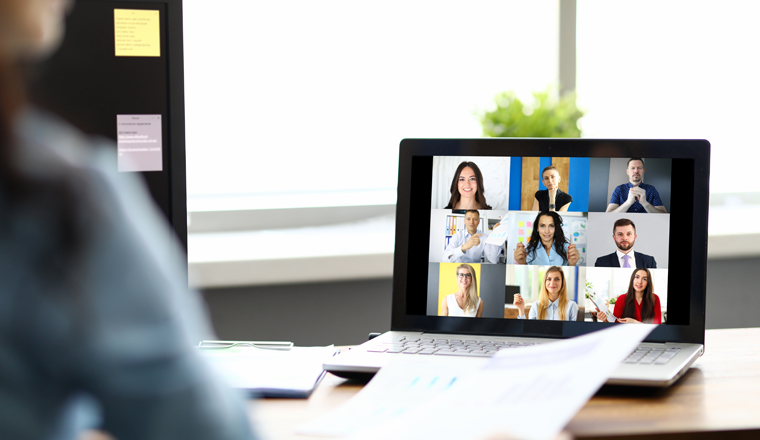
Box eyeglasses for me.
[457,273,472,279]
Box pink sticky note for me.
[518,229,524,235]
[527,222,533,228]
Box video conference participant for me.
[0,2,255,439]
[444,161,492,210]
[531,165,573,212]
[606,158,667,213]
[514,266,578,320]
[440,264,484,317]
[443,210,503,264]
[597,269,662,324]
[514,211,579,266]
[594,218,657,268]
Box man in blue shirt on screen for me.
[606,158,667,213]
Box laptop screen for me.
[392,139,709,344]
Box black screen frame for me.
[392,138,710,345]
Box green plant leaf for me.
[477,88,584,138]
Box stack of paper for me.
[299,325,653,439]
[200,345,336,398]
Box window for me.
[183,0,560,210]
[576,0,760,194]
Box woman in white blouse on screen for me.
[440,264,484,317]
[514,266,578,321]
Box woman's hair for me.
[542,165,558,178]
[456,264,479,313]
[525,211,569,264]
[0,61,25,191]
[536,266,568,320]
[444,161,492,209]
[622,268,656,323]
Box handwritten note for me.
[115,9,161,57]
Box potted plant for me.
[477,88,584,138]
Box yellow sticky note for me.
[518,221,525,227]
[115,9,161,57]
[518,237,524,243]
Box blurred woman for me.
[598,269,662,324]
[440,264,484,317]
[514,211,579,266]
[0,1,255,439]
[444,161,492,210]
[531,165,573,212]
[514,266,578,321]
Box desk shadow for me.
[594,367,704,398]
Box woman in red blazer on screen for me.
[598,268,662,324]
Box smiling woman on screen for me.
[514,266,578,321]
[598,269,662,324]
[444,161,492,210]
[514,211,579,266]
[440,264,484,317]
[0,1,255,439]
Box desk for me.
[252,328,760,440]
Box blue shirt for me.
[609,182,664,213]
[518,298,579,321]
[526,241,570,266]
[2,110,257,440]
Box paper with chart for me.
[485,221,509,246]
[587,291,618,323]
[299,325,653,439]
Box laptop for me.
[325,138,710,387]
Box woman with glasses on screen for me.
[597,268,662,324]
[514,211,579,266]
[440,264,484,317]
[0,1,255,439]
[514,266,578,321]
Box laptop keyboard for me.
[624,346,681,365]
[367,336,678,365]
[367,336,538,357]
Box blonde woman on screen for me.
[440,264,484,317]
[514,266,578,321]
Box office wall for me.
[202,257,760,346]
[202,278,392,346]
